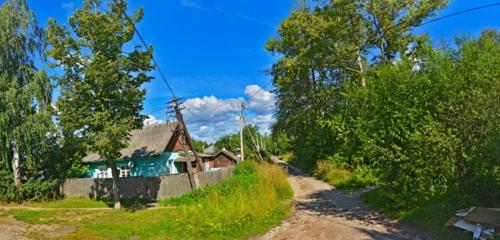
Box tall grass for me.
[157,161,293,239]
[36,161,293,240]
[315,161,379,190]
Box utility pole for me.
[241,114,264,162]
[239,101,245,162]
[169,97,204,189]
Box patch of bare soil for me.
[256,165,427,240]
[0,216,30,240]
[0,215,76,240]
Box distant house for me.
[212,148,238,168]
[176,152,215,173]
[176,148,238,171]
[82,123,197,178]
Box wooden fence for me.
[61,166,235,200]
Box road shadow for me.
[287,165,428,240]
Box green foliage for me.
[163,161,292,206]
[47,0,154,164]
[46,0,154,206]
[214,125,268,160]
[315,161,379,190]
[0,170,16,201]
[269,0,499,214]
[191,138,209,153]
[0,0,60,201]
[18,178,59,201]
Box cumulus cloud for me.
[182,96,241,142]
[144,115,164,126]
[180,85,276,142]
[245,84,275,115]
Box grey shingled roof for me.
[82,122,178,163]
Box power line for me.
[420,2,500,27]
[389,2,500,32]
[247,82,274,99]
[112,0,176,98]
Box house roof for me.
[215,148,238,163]
[82,122,179,163]
[176,152,214,162]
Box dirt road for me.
[257,165,427,240]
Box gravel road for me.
[256,165,427,240]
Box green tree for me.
[191,138,208,153]
[0,0,55,201]
[266,0,448,169]
[47,0,154,208]
[214,125,264,161]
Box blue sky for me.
[23,0,500,142]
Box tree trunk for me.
[110,162,121,209]
[356,48,366,87]
[11,141,21,186]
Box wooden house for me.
[82,123,201,178]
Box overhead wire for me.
[112,0,176,98]
[420,2,500,27]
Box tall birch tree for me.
[0,0,53,201]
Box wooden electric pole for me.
[239,101,245,162]
[169,97,204,189]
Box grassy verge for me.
[362,189,470,240]
[25,197,110,209]
[0,161,292,240]
[314,161,379,191]
[0,197,110,209]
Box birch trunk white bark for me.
[11,141,21,186]
[356,48,366,87]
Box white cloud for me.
[180,84,276,143]
[182,96,241,142]
[245,84,275,115]
[144,115,164,126]
[180,0,208,11]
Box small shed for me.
[213,148,238,168]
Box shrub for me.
[315,161,379,190]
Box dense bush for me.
[268,0,499,211]
[317,32,499,208]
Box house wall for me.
[214,154,235,168]
[88,152,180,178]
[62,166,235,200]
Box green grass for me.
[24,197,110,209]
[0,161,293,240]
[8,210,64,224]
[362,188,470,240]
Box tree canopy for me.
[46,0,154,208]
[268,0,499,208]
[0,0,56,201]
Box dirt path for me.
[257,165,427,240]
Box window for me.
[120,166,131,178]
[97,167,109,178]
